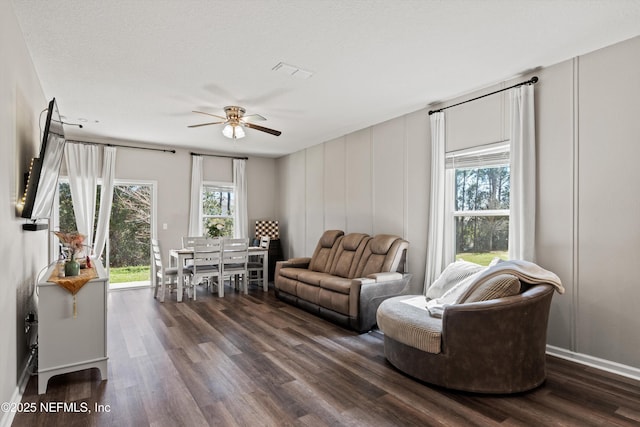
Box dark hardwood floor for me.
[13,284,640,426]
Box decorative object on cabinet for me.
[53,230,88,277]
[255,220,279,239]
[255,220,283,279]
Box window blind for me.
[446,141,510,169]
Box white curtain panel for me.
[508,84,536,261]
[233,158,248,238]
[93,146,116,259]
[424,112,454,290]
[187,155,203,237]
[64,143,99,250]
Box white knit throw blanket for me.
[426,260,564,318]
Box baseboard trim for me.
[0,363,31,427]
[547,345,640,382]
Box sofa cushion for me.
[319,289,349,315]
[319,276,352,294]
[309,230,344,273]
[279,267,302,280]
[426,260,485,300]
[276,276,299,296]
[330,233,370,278]
[355,235,408,277]
[370,234,398,254]
[356,234,394,275]
[377,295,443,354]
[343,233,367,251]
[297,270,332,286]
[461,274,521,303]
[297,282,321,304]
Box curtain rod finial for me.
[531,76,539,84]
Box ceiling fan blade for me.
[244,122,282,136]
[188,121,225,128]
[192,110,227,120]
[242,113,266,122]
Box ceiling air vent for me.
[272,62,313,80]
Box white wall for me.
[276,35,640,371]
[575,37,640,365]
[1,0,47,422]
[277,112,430,286]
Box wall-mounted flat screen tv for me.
[20,98,66,230]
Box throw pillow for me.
[461,273,521,303]
[426,268,485,317]
[426,260,485,300]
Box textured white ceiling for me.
[11,0,640,157]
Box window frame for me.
[201,181,235,237]
[446,141,510,263]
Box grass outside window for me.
[109,265,150,283]
[456,251,508,266]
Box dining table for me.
[169,245,269,302]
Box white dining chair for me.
[152,239,190,302]
[187,237,223,299]
[182,236,208,248]
[222,237,249,294]
[248,236,270,289]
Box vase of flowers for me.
[64,258,80,277]
[206,219,228,238]
[53,230,86,277]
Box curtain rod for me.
[190,152,248,160]
[66,139,176,153]
[428,76,539,115]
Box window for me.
[202,183,235,237]
[447,142,510,265]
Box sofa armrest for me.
[366,272,404,282]
[349,273,413,333]
[283,257,311,268]
[274,258,312,291]
[275,257,311,273]
[441,284,554,348]
[438,284,555,392]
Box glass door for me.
[107,181,154,290]
[55,179,155,290]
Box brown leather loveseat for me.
[275,230,414,333]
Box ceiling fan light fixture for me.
[190,106,280,138]
[222,123,245,139]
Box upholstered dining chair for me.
[248,235,270,289]
[152,239,191,302]
[222,238,249,294]
[187,237,223,299]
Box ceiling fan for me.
[188,106,282,139]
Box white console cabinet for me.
[37,261,108,394]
